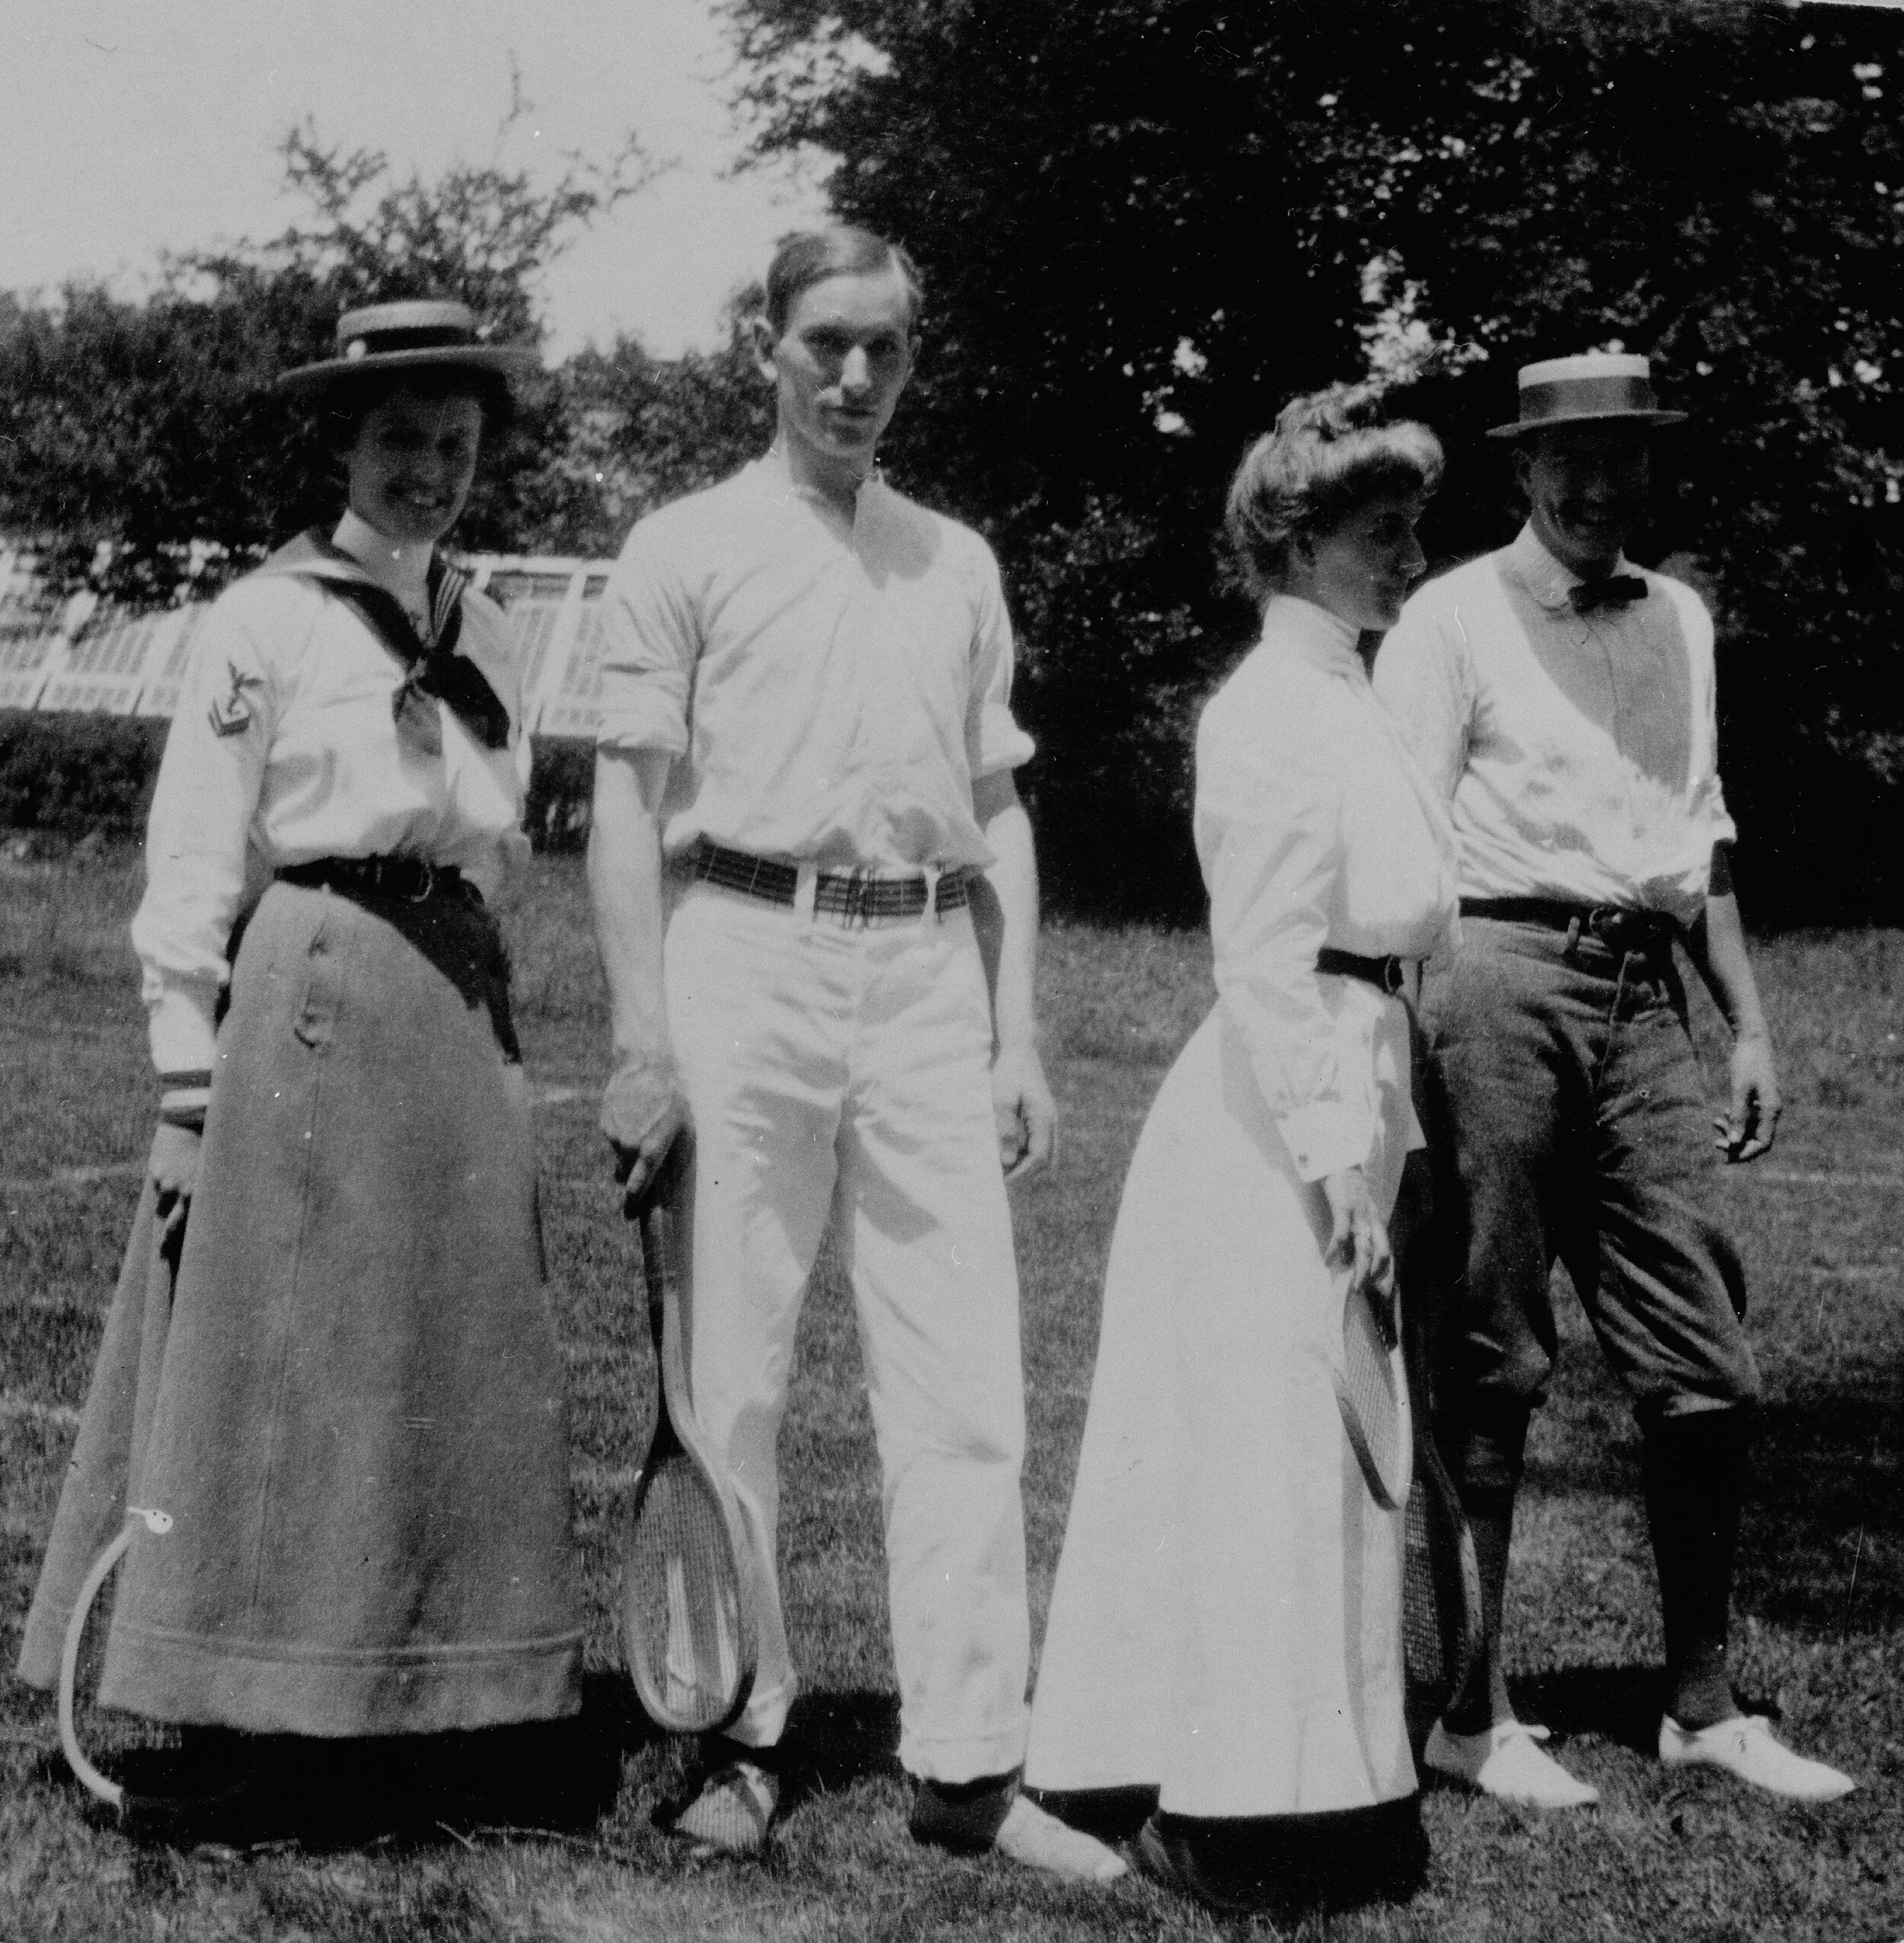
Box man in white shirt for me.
[1375,353,1854,1808]
[587,226,1123,1882]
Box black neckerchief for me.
[267,531,513,751]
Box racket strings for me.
[1402,1481,1452,1691]
[625,1452,746,1731]
[1336,1286,1410,1507]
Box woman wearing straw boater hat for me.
[15,300,586,1833]
[1374,353,1854,1808]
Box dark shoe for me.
[1131,1815,1257,1914]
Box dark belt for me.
[279,855,479,905]
[1461,896,1676,953]
[1315,946,1411,995]
[686,839,970,923]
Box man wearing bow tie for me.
[1374,353,1853,1808]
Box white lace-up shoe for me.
[1423,1718,1600,1809]
[1659,1715,1856,1802]
[994,1797,1129,1883]
[672,1759,779,1856]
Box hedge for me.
[0,711,599,853]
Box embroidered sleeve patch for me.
[207,661,264,738]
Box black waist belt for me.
[279,855,478,905]
[1315,946,1411,995]
[1461,896,1676,951]
[687,840,970,922]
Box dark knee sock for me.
[1443,1484,1515,1732]
[1641,1408,1752,1730]
[1440,1397,1528,1734]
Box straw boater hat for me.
[276,300,538,397]
[1487,350,1688,439]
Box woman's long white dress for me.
[1024,596,1459,1820]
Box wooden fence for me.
[0,548,613,739]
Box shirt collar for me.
[752,442,886,510]
[1260,593,1365,677]
[1505,522,1637,611]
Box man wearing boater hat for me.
[1375,352,1854,1807]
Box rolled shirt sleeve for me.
[964,544,1036,781]
[596,514,697,760]
[130,596,282,1075]
[1661,577,1738,853]
[1198,718,1374,1184]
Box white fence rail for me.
[0,548,614,740]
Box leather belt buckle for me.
[1587,906,1666,956]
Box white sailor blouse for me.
[130,538,531,1076]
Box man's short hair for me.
[763,226,925,337]
[1225,382,1443,602]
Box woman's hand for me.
[149,1122,202,1259]
[1321,1164,1396,1334]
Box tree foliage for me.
[0,116,653,600]
[554,305,776,558]
[729,0,1904,920]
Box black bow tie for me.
[1570,574,1647,614]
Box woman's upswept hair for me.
[1225,382,1443,602]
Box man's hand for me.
[149,1121,201,1260]
[992,1041,1056,1181]
[1714,1033,1781,1163]
[602,1053,690,1217]
[1321,1164,1395,1335]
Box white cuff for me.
[1276,1099,1374,1184]
[147,979,221,1076]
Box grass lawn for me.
[2,843,1899,1941]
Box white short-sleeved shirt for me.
[596,450,1034,873]
[1373,523,1734,926]
[1200,596,1461,1181]
[131,553,531,1075]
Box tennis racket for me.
[58,1192,262,1833]
[1398,1275,1484,1723]
[619,1158,758,1735]
[1331,1268,1413,1511]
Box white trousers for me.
[663,883,1030,1782]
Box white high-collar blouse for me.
[1195,594,1461,1183]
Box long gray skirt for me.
[17,880,583,1734]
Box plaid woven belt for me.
[687,840,970,923]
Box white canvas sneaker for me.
[994,1797,1129,1883]
[1659,1715,1856,1802]
[1423,1718,1600,1809]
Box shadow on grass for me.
[1510,1663,1666,1753]
[29,1668,644,1853]
[1510,1664,1791,1755]
[1742,1382,1902,1638]
[780,1688,904,1807]
[1521,1376,1902,1642]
